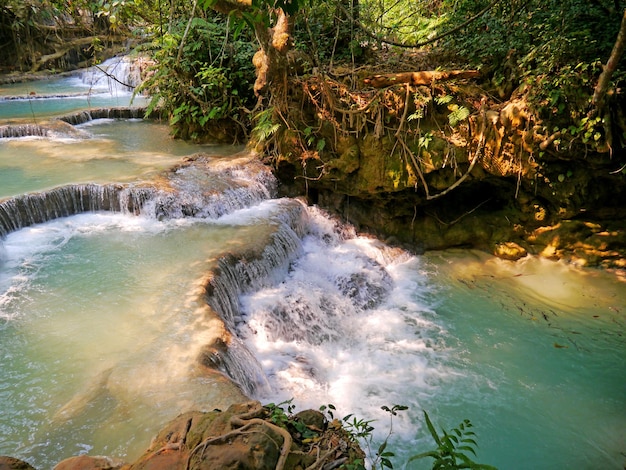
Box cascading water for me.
[235,210,626,470]
[77,56,146,94]
[0,68,624,470]
[0,56,148,121]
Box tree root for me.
[185,402,293,470]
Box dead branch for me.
[32,37,98,72]
[424,107,488,200]
[363,70,480,88]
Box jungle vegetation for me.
[1,0,624,149]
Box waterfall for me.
[80,57,141,93]
[201,199,309,395]
[149,156,278,220]
[0,124,49,138]
[58,107,148,125]
[0,154,277,238]
[78,56,146,93]
[0,184,156,237]
[205,201,307,329]
[232,207,424,418]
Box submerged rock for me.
[0,457,36,470]
[494,241,528,261]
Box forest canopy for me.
[1,0,624,148]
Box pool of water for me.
[0,213,258,466]
[0,119,241,198]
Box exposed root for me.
[185,402,292,470]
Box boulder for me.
[53,455,127,470]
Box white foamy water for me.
[237,208,450,443]
[74,56,142,94]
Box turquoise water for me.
[0,214,257,466]
[0,119,240,198]
[1,72,624,470]
[413,251,625,469]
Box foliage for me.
[266,398,297,427]
[292,0,365,65]
[266,398,321,440]
[320,403,496,470]
[137,12,256,141]
[408,411,497,470]
[252,107,282,143]
[439,0,625,141]
[358,0,448,46]
[0,0,157,70]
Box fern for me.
[253,108,281,142]
[407,411,497,470]
[448,105,470,127]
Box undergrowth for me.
[265,399,497,470]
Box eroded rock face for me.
[270,87,626,271]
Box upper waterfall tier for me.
[0,153,276,238]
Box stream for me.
[0,58,624,469]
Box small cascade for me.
[208,335,272,397]
[79,56,145,93]
[58,107,148,125]
[149,156,278,220]
[204,201,307,329]
[0,154,279,238]
[0,184,155,237]
[0,124,49,138]
[232,206,430,416]
[201,199,309,394]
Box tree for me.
[592,9,626,113]
[201,0,300,101]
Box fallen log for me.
[363,70,480,88]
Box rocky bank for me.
[266,66,626,276]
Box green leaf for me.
[378,441,387,455]
[407,450,441,463]
[457,445,478,456]
[423,411,442,446]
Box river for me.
[0,58,624,469]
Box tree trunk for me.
[592,9,626,110]
[208,0,293,99]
